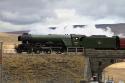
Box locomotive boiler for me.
[16,33,86,53]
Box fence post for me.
[0,41,3,83]
[0,42,2,64]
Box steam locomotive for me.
[15,33,125,54]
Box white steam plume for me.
[29,24,114,37]
[29,9,124,37]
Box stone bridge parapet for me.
[85,49,125,58]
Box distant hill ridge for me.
[6,30,30,34]
[96,23,125,35]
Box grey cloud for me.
[0,0,125,31]
[53,0,125,19]
[0,0,55,25]
[0,11,43,25]
[1,0,125,24]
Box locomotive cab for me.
[71,34,86,47]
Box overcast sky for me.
[0,0,125,32]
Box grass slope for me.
[3,54,84,82]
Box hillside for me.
[104,62,125,82]
[0,32,18,44]
[3,54,85,83]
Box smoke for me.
[29,24,115,37]
[29,9,124,37]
